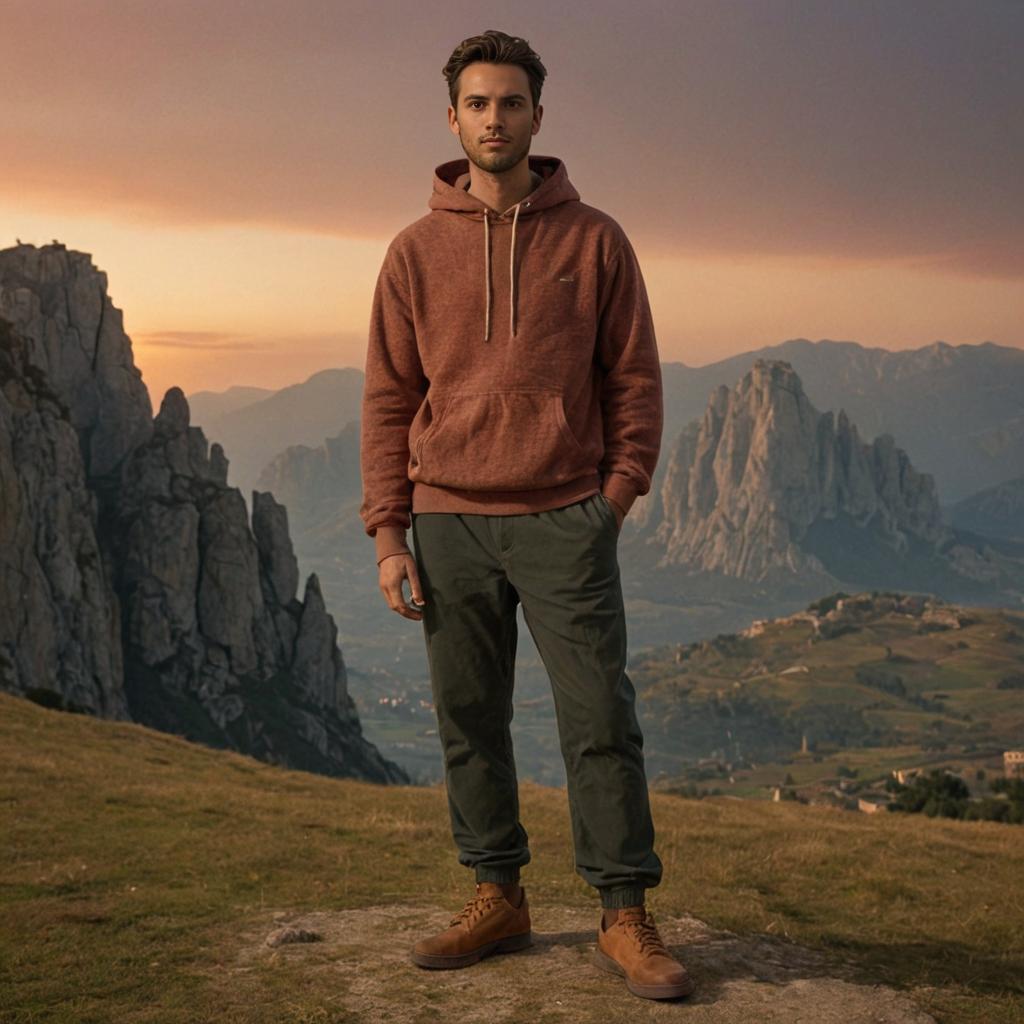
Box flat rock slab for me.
[231,901,936,1023]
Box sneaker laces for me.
[448,886,505,929]
[620,911,669,957]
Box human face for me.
[448,62,542,174]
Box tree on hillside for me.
[886,770,1023,824]
[886,769,969,819]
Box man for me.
[359,29,694,1001]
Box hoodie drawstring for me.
[482,201,523,342]
[483,210,491,341]
[509,201,521,338]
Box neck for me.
[466,160,542,216]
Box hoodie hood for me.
[429,154,580,216]
[428,154,581,340]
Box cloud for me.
[1,1,1020,279]
[135,331,267,352]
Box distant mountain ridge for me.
[255,421,361,533]
[948,476,1024,543]
[186,384,275,426]
[190,368,364,505]
[192,337,1024,531]
[230,346,1023,613]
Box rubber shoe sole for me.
[593,946,696,999]
[410,929,534,970]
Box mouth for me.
[482,138,510,146]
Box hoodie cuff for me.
[374,525,411,565]
[600,473,639,516]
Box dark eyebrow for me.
[463,93,528,103]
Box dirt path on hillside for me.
[224,901,937,1023]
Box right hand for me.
[378,551,426,620]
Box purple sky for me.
[2,0,1021,399]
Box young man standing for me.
[359,29,694,1001]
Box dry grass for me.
[1,691,1022,1023]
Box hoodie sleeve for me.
[359,241,427,564]
[595,236,664,515]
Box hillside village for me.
[639,592,1024,821]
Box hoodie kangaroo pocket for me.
[411,387,589,491]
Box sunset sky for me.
[2,0,1021,407]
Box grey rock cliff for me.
[0,317,127,717]
[655,359,954,582]
[0,242,407,784]
[658,338,1024,505]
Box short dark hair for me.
[442,30,547,111]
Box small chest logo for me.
[558,275,575,283]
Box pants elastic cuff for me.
[475,866,522,884]
[599,886,647,909]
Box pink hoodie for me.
[359,154,663,564]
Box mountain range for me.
[192,339,1024,512]
[3,240,1022,787]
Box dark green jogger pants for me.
[410,491,663,910]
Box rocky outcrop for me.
[657,338,1024,505]
[0,242,407,784]
[655,359,953,582]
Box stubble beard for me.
[460,130,531,176]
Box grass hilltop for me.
[1,690,1022,1023]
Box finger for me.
[384,588,422,619]
[406,560,426,606]
[391,601,423,621]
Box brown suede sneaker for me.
[410,882,533,969]
[594,906,696,999]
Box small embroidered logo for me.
[558,275,575,283]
